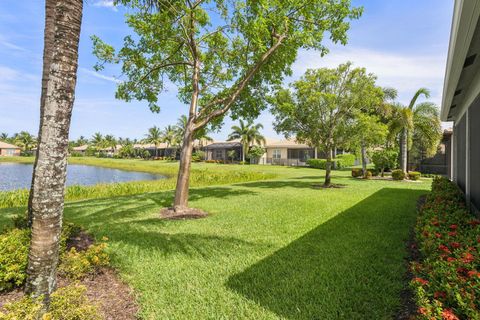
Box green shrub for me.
[408,171,421,181]
[391,169,405,181]
[0,284,102,320]
[307,159,327,169]
[370,149,398,176]
[59,242,109,280]
[351,168,362,178]
[191,151,205,162]
[410,177,480,319]
[364,170,372,179]
[335,153,356,169]
[0,228,30,292]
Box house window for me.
[215,149,223,160]
[272,149,281,159]
[6,149,14,156]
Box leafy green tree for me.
[92,0,362,214]
[370,149,398,177]
[388,88,441,172]
[272,63,373,186]
[227,120,265,162]
[227,150,236,163]
[76,136,88,146]
[0,133,9,141]
[247,146,266,164]
[144,126,163,157]
[346,114,388,177]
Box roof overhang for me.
[441,0,480,122]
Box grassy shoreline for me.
[0,157,280,208]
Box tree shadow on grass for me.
[62,186,260,258]
[227,188,426,320]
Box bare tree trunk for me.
[361,141,367,177]
[242,143,246,162]
[401,129,408,172]
[324,148,333,187]
[25,0,83,304]
[173,123,194,211]
[27,0,56,227]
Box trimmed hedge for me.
[409,171,421,181]
[307,154,356,170]
[392,169,405,180]
[411,177,480,319]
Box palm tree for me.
[144,126,163,157]
[227,120,266,162]
[15,131,37,151]
[194,128,213,147]
[91,132,104,150]
[0,133,9,141]
[104,134,117,153]
[162,125,178,148]
[76,135,88,146]
[26,0,83,305]
[388,88,441,172]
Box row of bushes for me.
[306,153,356,170]
[350,168,421,181]
[410,177,479,319]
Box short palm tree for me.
[0,133,8,141]
[104,134,117,153]
[144,126,163,157]
[15,131,37,151]
[389,88,441,172]
[162,125,178,148]
[228,120,266,162]
[91,132,104,150]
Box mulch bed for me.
[0,232,138,320]
[395,195,426,319]
[160,207,208,220]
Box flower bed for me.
[411,177,480,319]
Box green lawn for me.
[0,161,430,319]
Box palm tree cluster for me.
[0,131,37,151]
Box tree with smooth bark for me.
[92,0,362,215]
[271,63,372,186]
[25,0,83,306]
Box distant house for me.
[134,143,179,158]
[260,139,317,166]
[204,141,243,161]
[72,144,89,155]
[0,141,21,156]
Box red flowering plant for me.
[410,177,479,319]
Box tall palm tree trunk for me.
[25,0,83,303]
[400,129,408,172]
[27,0,56,227]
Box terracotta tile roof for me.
[0,141,21,149]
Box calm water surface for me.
[0,162,165,191]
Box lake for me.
[0,162,166,191]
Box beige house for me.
[0,141,21,156]
[259,138,317,166]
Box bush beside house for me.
[411,177,480,319]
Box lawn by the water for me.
[0,161,430,319]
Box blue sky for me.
[0,0,454,141]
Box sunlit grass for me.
[0,165,431,319]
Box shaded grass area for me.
[0,165,430,319]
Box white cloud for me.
[80,68,121,83]
[292,47,447,105]
[93,0,118,11]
